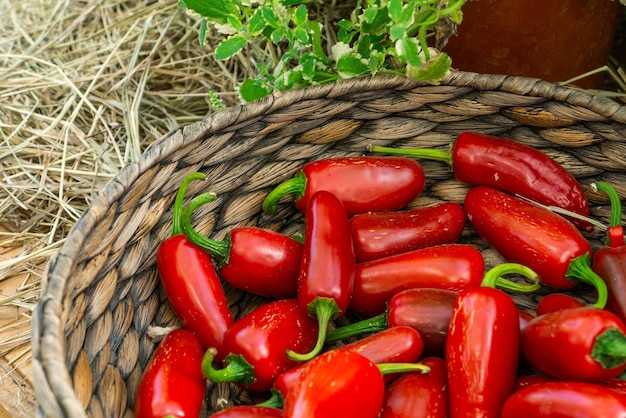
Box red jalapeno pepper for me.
[202,298,319,392]
[157,173,234,351]
[274,326,424,397]
[134,329,206,418]
[283,350,429,418]
[592,181,626,323]
[330,263,539,356]
[446,286,520,418]
[380,357,448,418]
[536,292,585,316]
[370,131,593,231]
[501,381,626,418]
[521,306,626,382]
[349,202,466,262]
[349,243,485,317]
[262,156,426,216]
[287,190,356,362]
[464,186,608,308]
[182,213,303,299]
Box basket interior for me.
[32,72,626,417]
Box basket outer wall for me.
[32,72,626,417]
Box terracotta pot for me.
[443,1,623,89]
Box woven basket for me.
[32,72,626,417]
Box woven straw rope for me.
[32,72,626,417]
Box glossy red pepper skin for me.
[134,329,206,418]
[387,288,458,357]
[593,226,626,323]
[283,350,385,418]
[380,357,448,418]
[274,326,424,397]
[521,306,626,382]
[209,406,283,418]
[262,156,426,216]
[157,234,234,352]
[501,381,626,418]
[220,227,302,298]
[446,287,520,418]
[350,244,484,317]
[536,293,585,316]
[206,298,319,392]
[350,202,466,262]
[288,190,356,361]
[372,131,592,230]
[464,186,607,307]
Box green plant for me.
[179,0,465,102]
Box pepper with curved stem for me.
[261,156,425,216]
[369,131,592,231]
[181,196,303,299]
[286,190,355,362]
[157,173,233,352]
[465,186,608,308]
[592,181,626,322]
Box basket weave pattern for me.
[32,72,626,417]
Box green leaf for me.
[240,78,271,102]
[361,6,391,34]
[389,23,405,41]
[396,37,421,67]
[248,8,267,35]
[388,0,403,23]
[198,19,209,47]
[280,0,309,6]
[215,35,247,60]
[336,54,370,78]
[293,4,309,25]
[295,26,310,44]
[270,28,286,43]
[407,52,452,82]
[183,0,239,24]
[261,6,281,28]
[363,7,379,24]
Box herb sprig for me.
[179,0,465,102]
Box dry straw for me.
[2,0,626,417]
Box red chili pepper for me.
[370,131,593,231]
[209,406,283,418]
[464,186,608,308]
[182,217,303,299]
[201,298,319,392]
[349,243,485,317]
[521,306,626,382]
[592,181,626,323]
[536,292,585,316]
[134,329,206,418]
[274,326,424,397]
[446,286,520,418]
[287,190,356,362]
[261,156,425,216]
[501,381,626,418]
[330,263,538,356]
[157,173,234,351]
[282,350,429,418]
[349,202,466,262]
[379,357,448,418]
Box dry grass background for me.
[0,0,625,416]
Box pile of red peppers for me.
[134,131,626,418]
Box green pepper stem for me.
[378,362,430,375]
[181,192,230,265]
[592,182,624,247]
[481,262,542,293]
[262,170,307,214]
[286,297,341,362]
[367,144,453,166]
[566,253,609,309]
[201,347,256,387]
[171,172,206,236]
[325,312,388,343]
[592,328,626,369]
[255,389,285,409]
